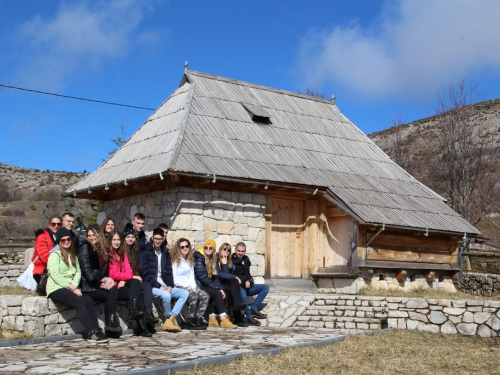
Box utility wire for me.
[0,84,155,111]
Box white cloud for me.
[13,0,160,90]
[296,0,500,100]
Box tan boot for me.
[219,314,237,329]
[208,315,219,328]
[162,316,181,333]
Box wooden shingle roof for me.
[67,70,479,235]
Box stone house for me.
[66,70,479,289]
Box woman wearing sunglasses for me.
[216,243,249,327]
[78,224,121,334]
[193,240,238,329]
[46,227,108,342]
[170,238,210,330]
[107,229,152,337]
[32,215,62,289]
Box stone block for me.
[486,315,500,331]
[7,306,20,315]
[59,309,77,323]
[357,323,369,330]
[238,193,253,203]
[171,214,192,230]
[45,324,64,337]
[457,323,477,336]
[388,311,408,318]
[473,312,491,325]
[452,300,466,308]
[477,324,496,338]
[233,224,248,236]
[247,217,265,229]
[5,295,23,307]
[44,314,59,324]
[407,320,419,330]
[21,297,50,316]
[462,311,473,323]
[429,311,447,324]
[406,299,428,309]
[440,321,458,334]
[417,322,440,333]
[253,194,266,205]
[333,278,360,295]
[6,269,19,277]
[443,307,465,316]
[409,312,428,323]
[24,317,44,337]
[190,215,203,231]
[2,315,25,331]
[448,315,462,324]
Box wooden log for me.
[365,260,457,271]
[366,247,452,264]
[370,232,455,251]
[396,269,407,282]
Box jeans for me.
[152,286,189,318]
[240,284,270,318]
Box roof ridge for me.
[186,69,337,105]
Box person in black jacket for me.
[194,240,239,329]
[140,228,189,332]
[232,242,270,326]
[130,213,148,248]
[77,224,121,333]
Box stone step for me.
[265,278,317,292]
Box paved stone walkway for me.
[0,326,355,374]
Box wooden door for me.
[270,197,304,278]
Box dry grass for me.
[176,330,500,375]
[0,286,37,296]
[358,285,500,301]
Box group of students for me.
[31,212,270,343]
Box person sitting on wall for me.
[32,215,61,291]
[46,227,108,342]
[231,242,270,326]
[62,212,80,251]
[129,213,148,248]
[101,217,117,239]
[140,228,189,333]
[193,239,241,329]
[158,223,169,248]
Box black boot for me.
[136,318,153,337]
[105,313,122,332]
[128,299,144,320]
[144,310,159,325]
[197,317,208,330]
[185,317,203,330]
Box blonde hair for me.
[203,245,217,276]
[170,238,194,266]
[217,243,233,268]
[86,224,109,262]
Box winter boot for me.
[128,299,144,320]
[136,318,153,337]
[208,315,219,328]
[162,315,181,333]
[144,310,159,325]
[219,314,237,329]
[105,313,122,332]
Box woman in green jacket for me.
[47,227,108,343]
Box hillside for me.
[0,164,94,237]
[369,98,500,243]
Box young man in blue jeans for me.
[232,242,270,326]
[141,228,189,332]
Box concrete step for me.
[265,278,317,292]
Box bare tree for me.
[298,88,326,99]
[424,78,499,226]
[388,114,414,172]
[105,117,127,160]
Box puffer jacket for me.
[77,239,108,293]
[215,259,236,281]
[32,229,56,275]
[140,242,174,288]
[193,250,223,290]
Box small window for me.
[241,103,272,124]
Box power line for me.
[0,84,155,111]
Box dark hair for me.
[158,223,169,230]
[107,229,125,267]
[48,215,62,224]
[235,242,246,249]
[133,213,146,220]
[59,238,77,268]
[153,228,164,238]
[100,217,117,236]
[122,233,141,276]
[62,212,75,219]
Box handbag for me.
[16,262,38,292]
[37,270,49,296]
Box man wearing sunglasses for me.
[32,215,62,287]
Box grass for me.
[358,285,500,301]
[0,286,37,296]
[175,330,500,375]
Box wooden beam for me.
[366,247,452,264]
[365,260,458,271]
[264,195,272,279]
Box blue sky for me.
[1,0,500,173]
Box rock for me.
[407,320,419,330]
[486,315,500,331]
[477,324,496,338]
[388,311,408,318]
[462,311,473,323]
[21,297,50,316]
[440,321,458,334]
[473,312,491,325]
[429,311,447,324]
[457,323,477,335]
[443,307,466,316]
[406,299,428,309]
[417,323,440,333]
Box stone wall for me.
[0,251,24,265]
[264,294,500,337]
[0,265,23,287]
[98,186,266,277]
[0,295,143,338]
[459,273,500,296]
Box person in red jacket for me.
[32,215,62,286]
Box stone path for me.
[0,326,358,374]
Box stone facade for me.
[0,265,23,287]
[0,251,24,265]
[97,186,267,277]
[459,272,500,296]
